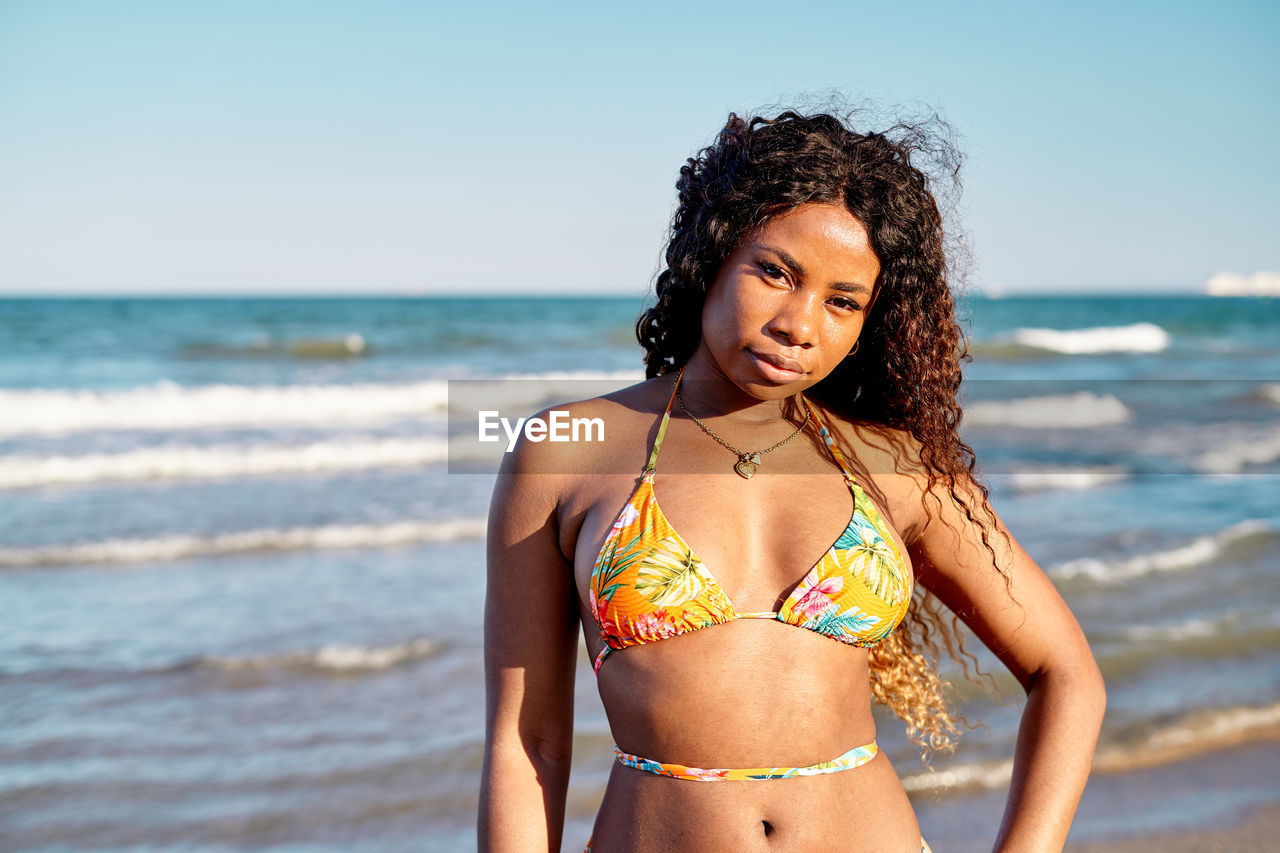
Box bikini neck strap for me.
[643,365,858,486]
[801,397,859,485]
[641,366,683,480]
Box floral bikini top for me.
[588,370,913,674]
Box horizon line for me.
[0,286,1218,299]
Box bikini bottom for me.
[585,740,931,849]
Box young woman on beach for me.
[479,109,1106,852]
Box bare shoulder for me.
[808,406,936,543]
[494,376,673,502]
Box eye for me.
[829,295,863,313]
[758,260,788,282]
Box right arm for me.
[478,445,581,852]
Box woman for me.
[480,109,1105,852]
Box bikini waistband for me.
[612,740,878,781]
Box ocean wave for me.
[965,393,1131,428]
[1120,617,1221,644]
[900,758,1014,794]
[1205,271,1280,296]
[1197,429,1280,473]
[1049,520,1275,585]
[1139,703,1280,752]
[1008,322,1170,354]
[0,518,487,568]
[1256,383,1280,405]
[182,333,370,359]
[1090,614,1280,681]
[0,380,449,437]
[0,437,449,489]
[1094,614,1280,677]
[969,341,1065,361]
[901,701,1280,795]
[1,637,445,682]
[1,372,643,439]
[196,637,441,674]
[1095,702,1280,773]
[996,466,1128,492]
[448,370,642,416]
[498,369,644,382]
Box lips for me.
[748,349,806,376]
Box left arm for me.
[907,474,1106,853]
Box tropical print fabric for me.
[589,376,913,674]
[612,741,878,781]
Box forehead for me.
[747,203,880,277]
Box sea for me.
[1,294,1277,851]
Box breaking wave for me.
[1197,429,1280,473]
[964,393,1131,428]
[1008,322,1170,354]
[197,637,441,674]
[1049,520,1275,585]
[0,518,487,568]
[994,466,1128,492]
[0,437,449,489]
[901,701,1280,795]
[0,381,450,437]
[1257,384,1280,405]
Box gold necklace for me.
[675,377,811,479]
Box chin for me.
[734,371,813,399]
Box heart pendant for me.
[734,459,757,479]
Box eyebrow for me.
[757,244,873,296]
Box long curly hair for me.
[636,107,1004,752]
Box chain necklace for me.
[675,377,811,479]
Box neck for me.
[678,350,805,425]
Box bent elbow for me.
[526,731,574,774]
[1087,657,1107,722]
[1029,653,1107,729]
[1067,654,1108,732]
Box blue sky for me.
[1,0,1276,295]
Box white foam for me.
[1009,322,1170,354]
[499,370,644,382]
[0,437,449,489]
[205,637,439,673]
[1144,702,1280,750]
[1256,384,1280,406]
[448,370,643,415]
[1205,271,1280,296]
[1197,429,1280,473]
[902,702,1280,793]
[0,518,487,568]
[0,380,449,437]
[1050,520,1272,585]
[1122,617,1221,643]
[900,759,1013,793]
[965,393,1131,428]
[1000,466,1127,492]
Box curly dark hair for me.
[636,107,1003,752]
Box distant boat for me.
[1205,271,1280,296]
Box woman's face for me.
[692,202,881,400]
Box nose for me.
[766,291,819,347]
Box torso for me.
[555,376,928,852]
